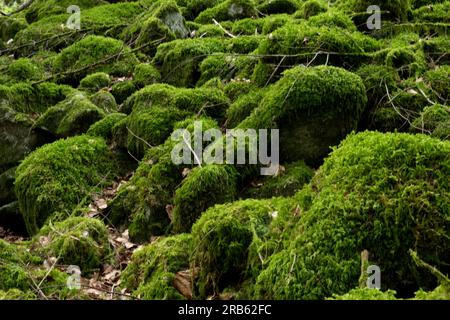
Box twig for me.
[212,19,236,38]
[126,126,153,149]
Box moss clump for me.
[111,80,137,105]
[336,0,411,23]
[79,72,110,93]
[243,161,314,199]
[241,66,368,166]
[172,165,238,233]
[256,131,450,299]
[89,90,118,113]
[330,288,398,300]
[423,65,450,103]
[52,35,138,83]
[385,45,426,79]
[36,93,106,137]
[0,289,37,300]
[38,217,111,273]
[413,2,450,23]
[8,58,43,82]
[411,104,450,139]
[226,88,266,128]
[133,64,161,89]
[293,0,327,19]
[121,234,192,299]
[153,37,226,87]
[195,0,258,23]
[0,239,40,291]
[87,113,127,140]
[15,135,117,235]
[191,197,299,298]
[308,10,357,31]
[257,0,299,14]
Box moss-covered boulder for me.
[52,35,138,84]
[121,234,192,299]
[172,164,238,233]
[79,72,111,93]
[423,65,450,103]
[37,217,111,273]
[411,104,450,140]
[195,0,258,23]
[335,0,411,24]
[240,66,368,166]
[89,90,118,113]
[111,80,137,105]
[8,58,43,82]
[0,107,51,170]
[191,196,299,297]
[15,135,117,235]
[133,64,161,89]
[87,113,127,141]
[36,93,106,137]
[256,131,450,299]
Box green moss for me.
[181,0,222,20]
[86,113,127,140]
[411,104,450,139]
[198,54,233,86]
[111,80,137,105]
[330,288,398,300]
[226,88,266,128]
[0,15,27,43]
[121,234,192,299]
[52,35,138,83]
[223,80,255,102]
[25,0,107,23]
[423,65,450,103]
[38,217,111,273]
[123,83,230,121]
[109,117,219,242]
[335,0,411,22]
[385,44,426,79]
[133,64,161,89]
[0,289,37,300]
[172,165,238,233]
[15,135,117,235]
[243,161,314,199]
[256,131,450,299]
[293,0,327,19]
[191,196,299,297]
[257,0,299,14]
[8,58,43,82]
[414,285,450,300]
[241,65,367,166]
[308,10,357,31]
[195,0,258,24]
[153,37,226,87]
[79,72,111,93]
[89,90,118,113]
[413,2,450,23]
[36,93,106,137]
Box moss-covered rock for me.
[195,0,258,23]
[257,0,299,14]
[243,161,314,199]
[133,63,161,89]
[111,80,137,105]
[240,65,368,166]
[191,196,299,297]
[256,131,450,299]
[121,234,192,299]
[37,217,111,273]
[293,0,327,19]
[411,104,450,139]
[423,65,450,103]
[89,90,118,113]
[86,112,127,141]
[79,72,110,93]
[52,35,138,84]
[330,288,398,300]
[172,164,238,233]
[335,0,411,23]
[8,58,43,82]
[36,93,106,137]
[226,87,266,128]
[0,107,51,170]
[15,135,117,235]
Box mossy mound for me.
[86,113,127,141]
[195,0,258,24]
[191,196,299,297]
[243,161,314,199]
[226,88,266,128]
[121,234,192,299]
[89,90,118,113]
[335,0,411,23]
[423,65,450,103]
[133,64,161,89]
[240,65,368,166]
[172,164,238,233]
[110,80,137,105]
[52,35,138,84]
[411,104,450,140]
[255,131,450,299]
[257,0,299,15]
[15,135,117,235]
[8,58,44,82]
[329,288,398,300]
[79,72,110,93]
[35,93,106,137]
[37,217,111,273]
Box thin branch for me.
[212,18,236,38]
